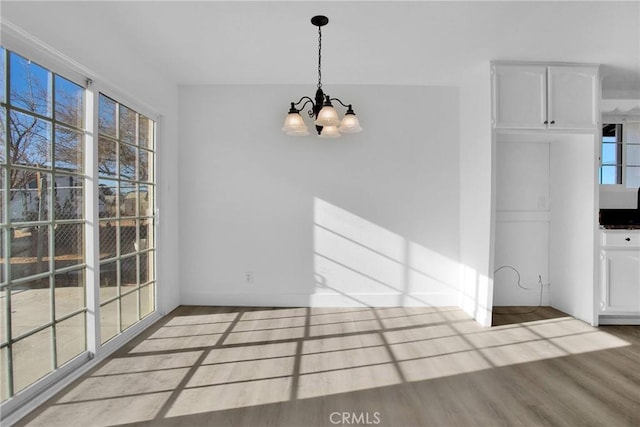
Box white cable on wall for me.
[493,265,547,315]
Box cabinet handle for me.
[544,120,548,124]
[625,237,631,242]
[550,120,555,125]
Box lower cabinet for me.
[599,230,640,323]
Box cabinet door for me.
[492,65,547,129]
[547,66,598,129]
[601,249,640,313]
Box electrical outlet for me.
[245,271,254,284]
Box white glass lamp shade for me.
[338,113,362,133]
[282,112,307,133]
[314,105,341,127]
[318,125,342,138]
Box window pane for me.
[626,144,640,167]
[0,231,4,283]
[55,312,85,366]
[119,143,136,180]
[99,220,117,260]
[0,169,5,224]
[55,175,83,220]
[601,143,619,165]
[600,166,620,185]
[98,179,117,218]
[140,218,154,250]
[9,111,52,168]
[1,346,9,402]
[10,169,51,222]
[140,185,153,217]
[98,136,117,177]
[626,166,640,188]
[54,75,83,129]
[139,115,153,150]
[120,182,137,217]
[120,221,136,256]
[99,261,117,301]
[54,223,84,270]
[9,52,52,117]
[100,299,118,344]
[121,256,136,290]
[54,126,83,173]
[11,226,50,280]
[121,289,138,331]
[10,279,50,338]
[0,230,4,283]
[140,283,154,319]
[0,106,6,163]
[0,229,7,283]
[626,122,640,143]
[0,287,7,343]
[139,149,149,182]
[119,105,136,145]
[55,268,84,319]
[13,327,53,394]
[139,251,153,284]
[98,94,116,137]
[0,47,5,104]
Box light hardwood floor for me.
[16,306,640,426]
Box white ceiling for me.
[2,1,639,93]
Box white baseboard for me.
[179,292,459,308]
[598,314,640,325]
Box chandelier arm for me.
[329,97,351,108]
[291,96,316,108]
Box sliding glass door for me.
[97,93,155,344]
[0,46,156,402]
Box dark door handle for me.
[544,120,548,124]
[550,120,555,124]
[626,237,631,242]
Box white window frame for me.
[600,112,640,189]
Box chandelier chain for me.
[317,25,322,89]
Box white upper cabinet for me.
[492,62,599,130]
[547,66,599,129]
[493,65,547,129]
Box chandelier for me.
[281,15,363,138]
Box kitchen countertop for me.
[600,225,640,230]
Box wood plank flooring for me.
[16,306,640,427]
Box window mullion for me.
[84,81,100,355]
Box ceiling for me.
[2,1,639,93]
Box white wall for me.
[493,140,551,306]
[459,69,494,326]
[178,84,461,307]
[549,134,598,324]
